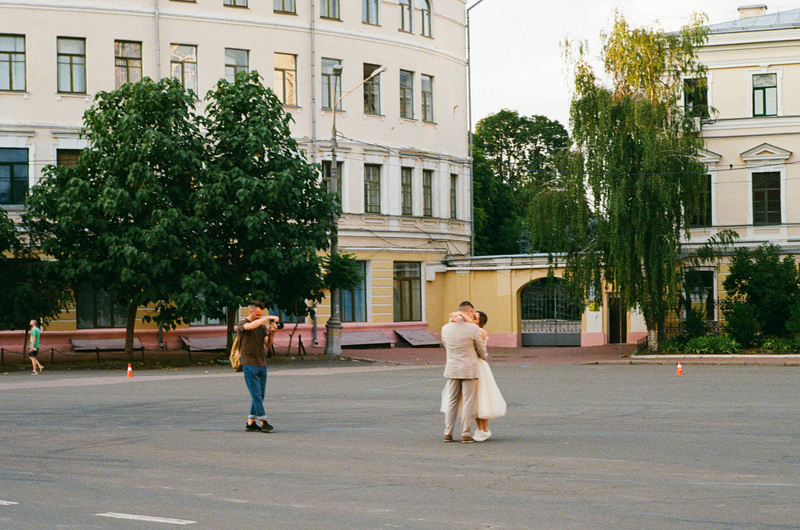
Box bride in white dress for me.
[440,310,506,441]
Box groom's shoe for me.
[461,435,475,444]
[443,434,453,442]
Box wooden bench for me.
[70,338,145,361]
[394,329,441,347]
[181,335,228,361]
[341,331,395,349]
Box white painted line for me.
[0,500,19,505]
[96,512,196,525]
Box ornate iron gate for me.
[521,279,582,346]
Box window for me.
[0,148,27,205]
[420,0,432,36]
[76,283,127,329]
[57,37,86,93]
[450,173,457,219]
[753,73,777,117]
[190,292,228,326]
[363,0,379,25]
[363,63,382,115]
[364,164,381,214]
[400,0,412,32]
[114,41,142,89]
[400,69,414,119]
[224,0,247,6]
[422,169,433,217]
[274,0,295,13]
[0,34,25,91]
[320,0,340,19]
[170,44,197,93]
[683,77,707,119]
[401,167,413,215]
[752,171,780,225]
[340,261,367,322]
[394,262,421,321]
[57,149,82,168]
[225,48,249,83]
[683,269,715,321]
[321,58,342,110]
[321,160,343,195]
[421,74,434,122]
[274,53,296,105]
[689,173,711,227]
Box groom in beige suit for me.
[441,301,488,443]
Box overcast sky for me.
[467,0,798,130]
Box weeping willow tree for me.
[533,12,711,353]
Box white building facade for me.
[0,0,470,347]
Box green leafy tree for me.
[472,146,524,255]
[198,71,337,351]
[25,78,207,358]
[723,244,799,337]
[540,11,710,353]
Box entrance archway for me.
[520,278,582,346]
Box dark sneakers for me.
[245,422,261,432]
[261,421,274,433]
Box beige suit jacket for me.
[441,321,487,379]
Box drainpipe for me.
[154,0,162,80]
[310,0,317,164]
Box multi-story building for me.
[0,0,470,350]
[682,5,800,330]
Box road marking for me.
[370,377,443,391]
[0,500,19,505]
[96,512,196,525]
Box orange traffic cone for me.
[127,363,133,378]
[676,362,683,375]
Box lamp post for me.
[325,64,387,356]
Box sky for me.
[468,0,799,130]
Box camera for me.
[276,321,284,330]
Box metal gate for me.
[521,279,582,346]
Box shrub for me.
[760,336,800,354]
[681,308,709,340]
[723,302,759,347]
[657,338,684,354]
[684,335,740,355]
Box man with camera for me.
[237,300,280,433]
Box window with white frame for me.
[400,70,414,119]
[422,169,433,217]
[401,167,413,215]
[76,282,127,329]
[689,173,712,227]
[170,44,197,93]
[0,148,27,205]
[450,173,457,219]
[115,41,142,89]
[274,53,296,105]
[363,63,382,115]
[393,261,421,321]
[340,261,367,322]
[400,0,412,32]
[321,160,343,196]
[320,0,340,19]
[0,34,25,91]
[225,48,249,83]
[364,164,381,214]
[224,0,247,6]
[321,58,342,110]
[753,73,777,117]
[420,0,432,36]
[57,37,86,93]
[363,0,379,25]
[421,74,434,122]
[752,171,780,225]
[274,0,295,13]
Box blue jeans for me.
[242,365,268,420]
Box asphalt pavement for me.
[1,357,799,528]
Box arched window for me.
[420,0,432,37]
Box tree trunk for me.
[125,301,138,360]
[226,306,237,355]
[647,327,659,355]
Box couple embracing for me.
[440,301,506,443]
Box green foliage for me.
[198,71,337,340]
[723,244,799,337]
[472,147,524,255]
[723,302,759,348]
[657,338,684,354]
[684,335,740,355]
[547,12,710,353]
[785,299,800,337]
[0,209,18,255]
[759,336,800,354]
[324,252,362,292]
[25,77,208,356]
[681,308,709,341]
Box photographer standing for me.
[236,300,280,433]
